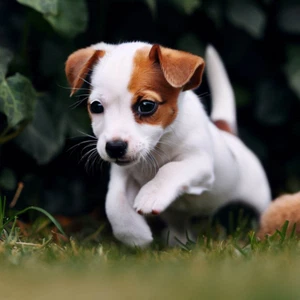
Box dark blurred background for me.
[0,0,300,231]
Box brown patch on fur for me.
[65,48,105,96]
[214,120,234,135]
[128,47,181,127]
[128,45,205,127]
[257,192,300,239]
[149,44,205,91]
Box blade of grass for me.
[18,206,66,236]
[248,231,258,250]
[174,237,191,251]
[276,220,289,244]
[7,216,17,242]
[233,243,247,257]
[186,230,196,245]
[0,197,7,235]
[82,223,106,243]
[0,197,6,226]
[166,230,170,246]
[3,206,66,236]
[290,223,297,239]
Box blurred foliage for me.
[0,0,300,224]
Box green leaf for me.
[144,0,156,16]
[0,47,13,80]
[0,73,37,134]
[203,1,222,28]
[278,4,300,34]
[227,0,265,39]
[177,34,205,56]
[0,168,17,191]
[254,79,292,126]
[233,85,250,108]
[14,94,66,165]
[17,0,87,37]
[45,0,88,38]
[17,0,58,15]
[168,0,201,15]
[284,45,300,100]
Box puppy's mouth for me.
[115,158,137,166]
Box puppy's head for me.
[65,42,205,166]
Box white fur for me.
[205,45,237,134]
[86,42,271,247]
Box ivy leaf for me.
[14,94,66,165]
[227,0,265,39]
[254,79,292,126]
[0,47,13,80]
[144,0,156,16]
[45,0,88,38]
[17,0,87,38]
[278,4,300,34]
[203,1,222,28]
[234,85,250,108]
[0,168,17,191]
[0,73,37,137]
[16,0,58,15]
[284,45,300,100]
[177,33,205,56]
[168,0,201,14]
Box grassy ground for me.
[1,199,300,299]
[1,217,300,300]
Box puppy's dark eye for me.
[137,100,158,116]
[90,101,104,114]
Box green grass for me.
[0,198,300,300]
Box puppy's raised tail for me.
[205,45,237,135]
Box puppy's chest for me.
[130,145,173,186]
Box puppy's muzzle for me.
[105,140,128,159]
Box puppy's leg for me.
[134,154,214,215]
[161,210,195,247]
[105,165,153,248]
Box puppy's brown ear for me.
[65,48,105,96]
[149,44,205,91]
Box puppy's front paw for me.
[114,225,153,248]
[109,211,153,248]
[134,183,170,215]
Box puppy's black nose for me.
[105,140,128,159]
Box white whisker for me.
[67,140,96,154]
[69,96,89,109]
[56,83,92,92]
[79,76,94,88]
[85,149,99,173]
[75,130,97,140]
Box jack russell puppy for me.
[65,42,271,247]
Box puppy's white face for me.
[65,42,205,166]
[89,42,180,166]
